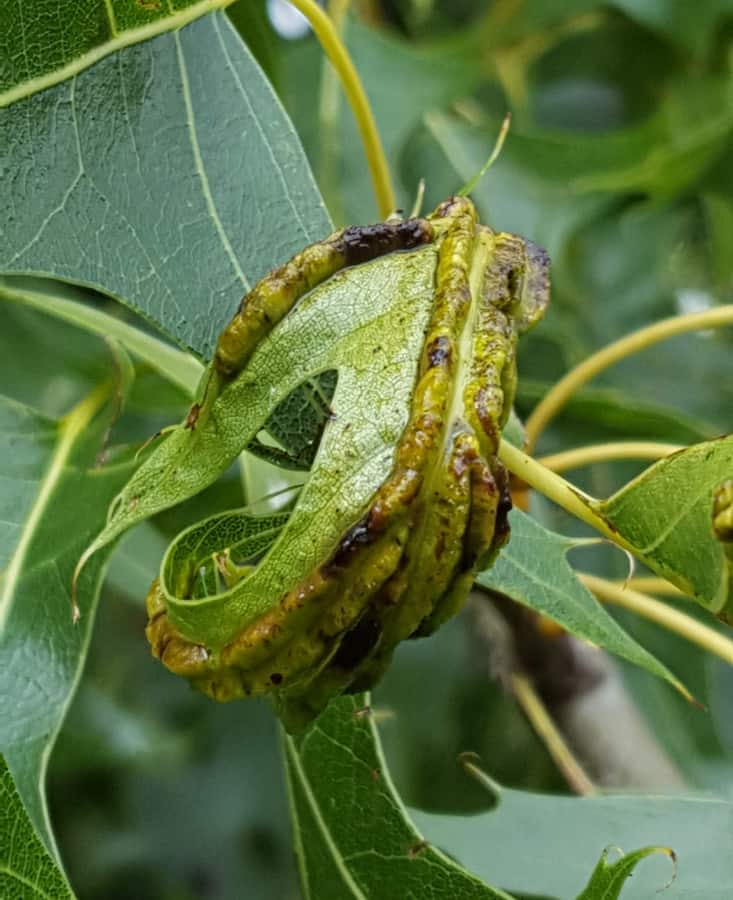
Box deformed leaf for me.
[283,694,514,899]
[0,755,73,899]
[575,845,675,900]
[79,245,440,635]
[592,435,733,614]
[476,509,689,698]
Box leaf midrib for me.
[285,734,369,900]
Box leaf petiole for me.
[537,441,683,473]
[511,672,596,796]
[498,438,633,549]
[288,0,396,216]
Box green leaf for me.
[0,376,136,851]
[0,0,234,107]
[413,785,729,899]
[575,845,674,900]
[283,694,514,899]
[592,435,733,613]
[0,12,331,360]
[0,754,74,899]
[476,509,690,699]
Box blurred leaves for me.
[0,755,73,899]
[282,16,482,222]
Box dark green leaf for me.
[0,375,136,849]
[284,695,515,899]
[0,12,331,360]
[476,509,689,697]
[611,0,732,57]
[0,754,73,899]
[516,380,717,446]
[0,1,236,103]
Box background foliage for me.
[2,0,733,897]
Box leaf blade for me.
[0,13,331,360]
[0,381,136,851]
[594,436,733,612]
[0,0,233,107]
[413,787,729,899]
[284,695,515,900]
[0,754,74,899]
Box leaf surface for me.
[476,509,688,697]
[0,0,233,107]
[0,12,331,360]
[593,436,733,612]
[284,695,514,899]
[0,378,135,852]
[0,755,73,899]
[413,787,731,899]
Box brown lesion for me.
[184,403,200,430]
[214,217,434,379]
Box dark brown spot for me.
[338,219,433,266]
[426,335,451,368]
[494,466,513,548]
[332,617,382,671]
[452,444,478,479]
[270,672,283,685]
[473,389,501,446]
[408,840,429,859]
[185,403,201,430]
[371,768,381,783]
[324,517,374,573]
[435,532,446,560]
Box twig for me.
[511,671,597,796]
